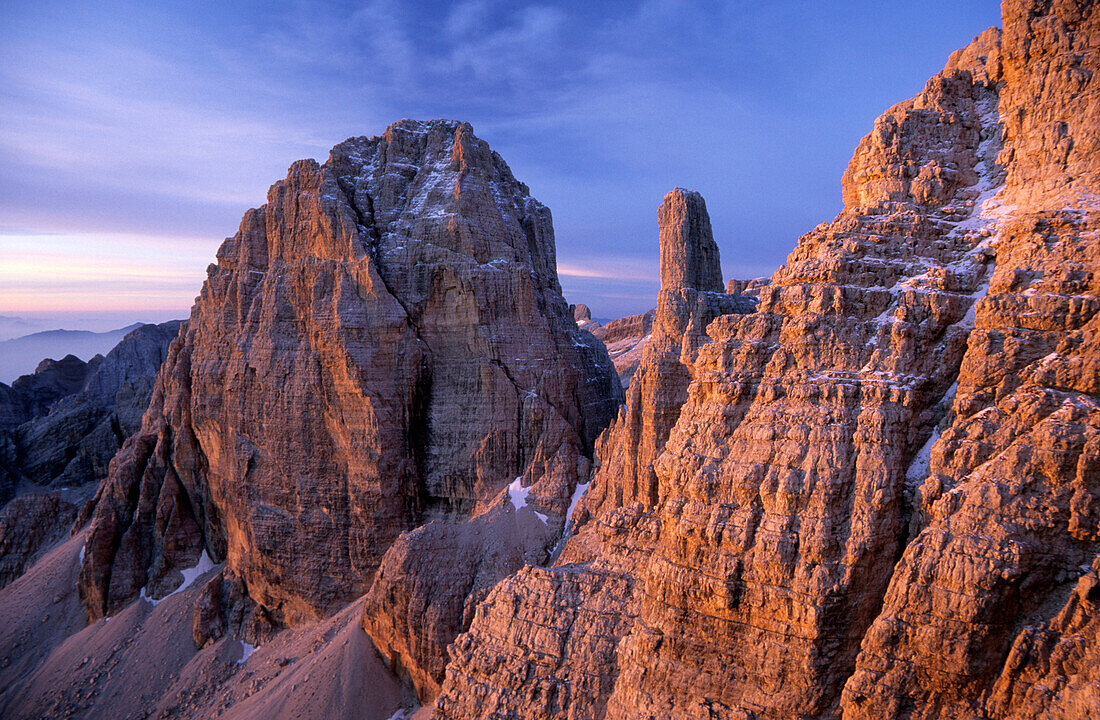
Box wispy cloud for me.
[438,4,566,84]
[0,40,330,206]
[557,257,657,282]
[0,231,214,313]
[0,0,1004,321]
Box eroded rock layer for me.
[77,118,623,678]
[432,3,1099,719]
[842,2,1100,717]
[589,309,656,389]
[434,187,757,720]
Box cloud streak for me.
[557,258,657,283]
[0,0,1004,320]
[0,230,214,313]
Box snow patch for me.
[507,477,529,511]
[566,482,590,525]
[508,477,548,525]
[958,274,992,331]
[1038,352,1065,370]
[905,429,940,487]
[140,550,217,606]
[237,641,256,665]
[78,545,85,565]
[548,480,593,562]
[941,381,959,407]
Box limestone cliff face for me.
[659,188,725,293]
[590,309,656,388]
[433,189,756,720]
[580,188,755,527]
[432,3,1099,719]
[76,120,622,673]
[842,3,1100,717]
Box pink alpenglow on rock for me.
[75,120,624,702]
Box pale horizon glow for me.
[0,231,215,314]
[1,0,1004,327]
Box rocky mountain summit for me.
[1,119,624,719]
[431,2,1100,719]
[1,1,1097,718]
[65,118,623,702]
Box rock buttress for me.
[435,5,1100,718]
[77,120,623,677]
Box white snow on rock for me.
[140,550,218,606]
[507,477,548,524]
[567,482,590,525]
[906,428,941,487]
[237,641,256,665]
[548,480,593,563]
[507,477,529,511]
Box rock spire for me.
[658,187,724,292]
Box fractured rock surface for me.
[659,188,724,293]
[76,120,622,706]
[842,3,1100,717]
[0,321,180,589]
[431,3,1100,719]
[588,309,656,389]
[5,2,1099,718]
[433,185,755,720]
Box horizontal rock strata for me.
[76,120,622,704]
[429,3,1099,718]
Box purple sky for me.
[1,0,1003,333]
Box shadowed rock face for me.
[431,4,1100,719]
[0,493,77,589]
[0,355,89,431]
[589,309,656,388]
[10,323,182,491]
[0,356,89,505]
[77,121,623,661]
[573,305,659,390]
[0,322,181,589]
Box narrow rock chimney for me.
[658,188,724,292]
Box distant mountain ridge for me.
[0,320,183,588]
[0,324,144,384]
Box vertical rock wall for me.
[842,2,1100,718]
[431,3,1100,718]
[434,186,755,719]
[76,120,623,659]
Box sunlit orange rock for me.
[431,2,1100,719]
[77,120,623,658]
